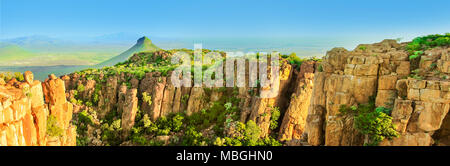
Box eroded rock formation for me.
[59,39,449,146]
[0,72,76,146]
[306,40,450,146]
[64,53,317,145]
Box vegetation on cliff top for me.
[406,33,450,80]
[0,72,25,82]
[406,33,450,54]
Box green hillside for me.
[95,36,160,68]
[0,43,36,62]
[0,36,161,80]
[0,42,120,66]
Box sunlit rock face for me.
[305,39,450,146]
[0,72,76,146]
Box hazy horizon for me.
[2,0,449,40]
[0,33,408,59]
[1,0,449,65]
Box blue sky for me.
[0,0,449,41]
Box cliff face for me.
[63,50,317,146]
[306,39,450,146]
[2,36,438,146]
[63,39,450,146]
[278,61,316,142]
[0,72,76,146]
[2,37,449,146]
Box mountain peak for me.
[95,36,160,68]
[137,36,152,45]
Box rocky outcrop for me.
[0,72,76,146]
[64,54,313,141]
[60,38,449,146]
[379,79,450,146]
[278,61,316,141]
[306,39,450,146]
[121,88,138,137]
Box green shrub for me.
[79,110,94,125]
[99,118,123,145]
[286,53,305,70]
[171,114,184,132]
[338,97,399,146]
[131,135,164,146]
[269,107,280,130]
[14,72,24,81]
[409,51,423,60]
[406,33,450,53]
[374,106,392,115]
[354,110,398,146]
[0,72,24,82]
[244,120,262,146]
[76,136,89,146]
[85,101,93,107]
[93,84,101,105]
[359,46,367,51]
[77,84,85,92]
[181,125,206,146]
[46,115,64,137]
[181,94,189,104]
[213,120,281,146]
[142,92,152,106]
[257,137,283,146]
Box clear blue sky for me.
[0,0,449,40]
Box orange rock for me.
[11,98,29,121]
[23,71,34,85]
[391,99,413,133]
[3,107,14,124]
[121,89,138,135]
[0,105,4,124]
[32,106,48,145]
[6,78,18,87]
[380,132,433,146]
[0,128,7,146]
[375,90,396,108]
[46,136,61,146]
[30,82,44,109]
[43,77,67,107]
[64,125,76,146]
[0,78,5,85]
[396,61,410,76]
[63,102,73,129]
[6,123,19,146]
[49,74,57,80]
[1,71,76,146]
[22,112,37,146]
[15,121,26,146]
[378,75,398,90]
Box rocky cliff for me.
[0,72,76,146]
[63,49,318,146]
[3,34,443,146]
[62,36,450,146]
[306,39,450,146]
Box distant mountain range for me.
[0,33,157,66]
[0,36,161,80]
[0,43,36,63]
